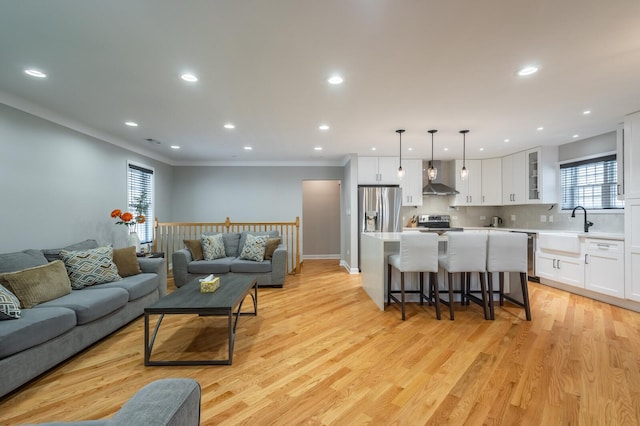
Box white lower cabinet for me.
[536,251,584,288]
[584,238,624,298]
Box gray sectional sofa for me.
[172,230,287,288]
[0,239,167,399]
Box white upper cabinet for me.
[502,151,526,205]
[525,146,558,204]
[453,159,482,206]
[481,157,502,205]
[624,111,640,199]
[502,147,557,205]
[617,123,624,200]
[358,157,401,185]
[400,159,423,206]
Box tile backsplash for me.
[401,196,624,234]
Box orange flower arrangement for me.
[111,209,145,231]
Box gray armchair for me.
[26,378,201,426]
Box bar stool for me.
[438,232,489,320]
[387,232,440,320]
[486,232,531,320]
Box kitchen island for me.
[360,232,401,310]
[361,232,448,311]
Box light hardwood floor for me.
[1,259,640,425]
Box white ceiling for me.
[1,1,640,165]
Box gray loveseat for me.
[26,378,200,426]
[0,239,167,399]
[172,230,287,288]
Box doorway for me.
[302,180,341,259]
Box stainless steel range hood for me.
[422,160,459,195]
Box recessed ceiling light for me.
[371,147,377,151]
[517,66,539,76]
[328,75,343,85]
[479,148,484,151]
[583,110,592,115]
[224,123,235,129]
[444,148,449,151]
[408,147,413,151]
[504,138,510,143]
[181,73,198,82]
[318,124,330,130]
[125,121,138,127]
[24,69,46,78]
[314,147,323,151]
[573,134,579,138]
[244,146,252,150]
[537,126,544,131]
[170,145,180,150]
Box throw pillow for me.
[2,260,72,309]
[0,284,21,320]
[183,239,204,261]
[202,234,226,260]
[60,246,122,289]
[112,246,142,277]
[264,238,281,260]
[239,234,268,262]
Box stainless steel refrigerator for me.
[358,185,402,270]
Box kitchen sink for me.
[537,232,581,254]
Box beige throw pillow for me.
[2,260,72,308]
[183,239,204,261]
[112,246,142,277]
[264,238,281,260]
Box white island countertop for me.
[403,227,624,241]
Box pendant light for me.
[396,129,405,178]
[459,129,469,180]
[427,129,438,181]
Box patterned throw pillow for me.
[202,234,226,260]
[239,234,268,262]
[60,246,122,289]
[0,284,21,320]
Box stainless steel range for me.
[417,214,463,232]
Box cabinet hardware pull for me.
[557,259,561,269]
[597,243,610,248]
[553,259,556,268]
[585,254,589,264]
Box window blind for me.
[128,163,154,244]
[560,154,623,210]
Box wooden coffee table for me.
[144,275,258,366]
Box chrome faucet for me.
[571,205,594,233]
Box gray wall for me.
[0,103,173,252]
[169,166,343,222]
[558,131,616,161]
[302,180,341,257]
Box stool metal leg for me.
[400,272,406,321]
[520,272,532,321]
[486,272,495,320]
[431,272,442,320]
[479,272,490,320]
[387,265,392,306]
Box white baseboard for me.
[302,254,341,260]
[339,260,360,274]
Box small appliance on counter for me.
[416,214,463,233]
[491,216,503,227]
